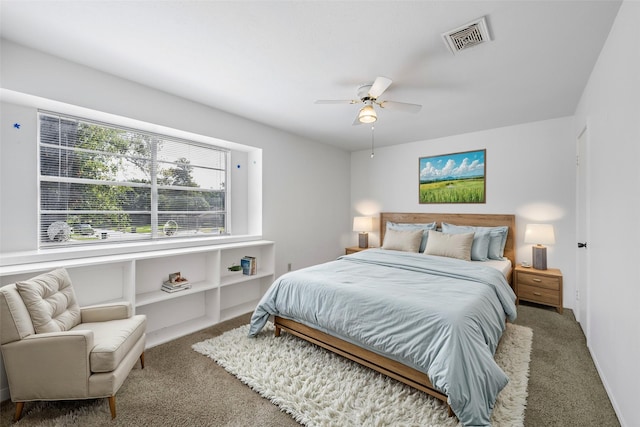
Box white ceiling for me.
[0,1,622,152]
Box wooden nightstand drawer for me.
[345,246,366,255]
[518,284,561,306]
[517,272,560,290]
[514,266,563,314]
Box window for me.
[39,111,228,247]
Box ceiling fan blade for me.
[379,100,422,113]
[352,110,364,126]
[315,99,359,104]
[368,76,392,99]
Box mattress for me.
[473,258,512,278]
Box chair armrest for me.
[2,330,94,400]
[81,302,132,322]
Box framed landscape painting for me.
[418,149,486,204]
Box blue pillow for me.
[441,223,489,261]
[488,226,509,259]
[441,223,509,260]
[386,221,437,253]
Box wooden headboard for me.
[379,212,516,278]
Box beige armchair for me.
[0,268,146,421]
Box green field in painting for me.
[419,177,485,203]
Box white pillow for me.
[386,221,437,252]
[382,228,424,252]
[424,230,474,261]
[441,223,491,261]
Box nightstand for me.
[345,246,367,255]
[514,265,563,314]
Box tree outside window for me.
[39,112,228,247]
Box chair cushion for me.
[16,268,81,334]
[74,314,146,373]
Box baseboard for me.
[587,343,627,426]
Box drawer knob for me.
[533,292,542,296]
[532,278,542,282]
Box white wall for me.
[349,3,639,425]
[351,117,577,306]
[0,39,351,277]
[573,2,639,426]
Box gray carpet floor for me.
[0,303,620,426]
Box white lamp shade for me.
[524,224,556,245]
[358,104,377,124]
[353,216,374,232]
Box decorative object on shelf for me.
[524,224,555,270]
[227,264,242,272]
[241,256,256,275]
[162,271,191,293]
[353,216,374,249]
[419,149,486,204]
[163,220,178,236]
[161,283,192,293]
[47,221,71,242]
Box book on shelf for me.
[241,256,257,275]
[162,271,190,292]
[162,280,191,293]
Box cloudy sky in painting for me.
[419,150,485,181]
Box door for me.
[576,127,589,338]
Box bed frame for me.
[274,212,516,417]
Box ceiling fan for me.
[315,76,422,125]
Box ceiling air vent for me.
[442,16,491,54]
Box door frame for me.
[576,125,590,340]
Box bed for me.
[249,212,517,426]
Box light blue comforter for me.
[249,249,517,426]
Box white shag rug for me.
[192,322,533,427]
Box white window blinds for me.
[39,111,228,247]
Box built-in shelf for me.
[220,270,272,287]
[0,240,275,348]
[135,280,218,307]
[145,315,217,348]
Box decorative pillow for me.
[386,221,437,253]
[424,230,474,261]
[487,226,509,259]
[381,228,424,252]
[441,223,509,260]
[16,268,81,334]
[441,223,491,261]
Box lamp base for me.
[358,232,369,249]
[532,245,547,270]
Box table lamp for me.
[524,224,555,270]
[353,216,374,248]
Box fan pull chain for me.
[370,125,375,158]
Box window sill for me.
[0,234,263,268]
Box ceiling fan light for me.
[358,104,377,124]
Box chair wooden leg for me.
[14,402,24,421]
[140,352,145,369]
[108,396,116,419]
